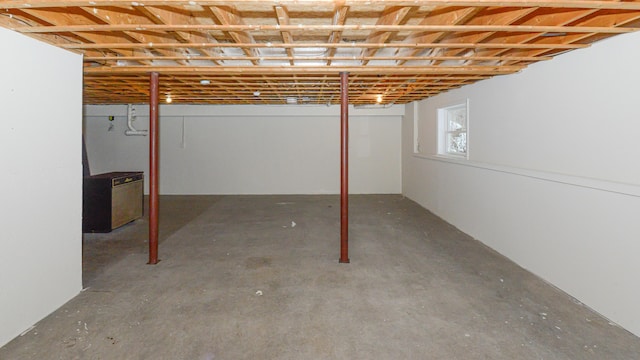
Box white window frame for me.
[437,99,469,159]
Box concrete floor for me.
[1,195,639,359]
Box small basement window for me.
[438,100,469,158]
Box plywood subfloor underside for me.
[1,195,638,359]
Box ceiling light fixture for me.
[253,91,261,97]
[166,95,173,104]
[376,94,383,104]
[200,79,211,85]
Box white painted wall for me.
[0,28,83,347]
[403,31,640,336]
[84,104,403,195]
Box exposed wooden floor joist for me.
[2,0,640,104]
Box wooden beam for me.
[396,6,481,65]
[327,2,349,66]
[14,8,148,62]
[432,7,540,66]
[470,8,605,61]
[13,24,639,34]
[83,54,553,62]
[5,1,640,11]
[134,5,224,65]
[208,5,260,65]
[361,6,416,65]
[63,41,589,50]
[83,65,525,75]
[274,5,294,66]
[83,74,488,82]
[78,6,189,65]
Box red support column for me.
[148,72,159,265]
[339,72,350,264]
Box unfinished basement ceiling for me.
[2,1,640,105]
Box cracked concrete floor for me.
[1,195,639,359]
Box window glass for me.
[438,101,468,158]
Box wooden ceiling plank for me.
[82,74,512,82]
[149,82,461,90]
[208,5,260,65]
[470,8,600,60]
[81,6,190,65]
[262,76,287,103]
[353,74,392,102]
[17,23,639,34]
[385,79,435,103]
[407,6,487,66]
[134,5,223,65]
[8,1,636,105]
[6,1,640,11]
[431,7,538,66]
[562,11,640,44]
[0,9,97,48]
[274,5,294,65]
[499,10,640,63]
[395,6,482,65]
[318,75,329,105]
[361,5,416,65]
[17,7,151,63]
[61,41,589,50]
[476,8,622,62]
[327,2,349,66]
[83,64,525,75]
[231,74,259,104]
[84,53,553,63]
[85,86,464,94]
